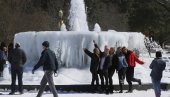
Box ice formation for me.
[14,31,146,68]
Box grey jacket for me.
[150,58,166,81]
[8,48,27,69]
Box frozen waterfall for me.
[14,31,146,68]
[68,0,89,31]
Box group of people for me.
[0,41,58,97]
[0,40,167,97]
[83,40,144,93]
[83,40,166,97]
[0,42,26,95]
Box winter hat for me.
[156,51,162,58]
[15,42,20,48]
[42,41,49,47]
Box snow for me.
[0,90,170,97]
[94,23,101,32]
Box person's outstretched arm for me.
[93,40,102,53]
[83,48,93,58]
[32,51,47,72]
[133,53,144,65]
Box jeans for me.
[118,68,127,91]
[151,78,161,97]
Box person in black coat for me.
[32,41,58,97]
[8,43,27,95]
[108,47,118,93]
[93,40,110,93]
[83,48,100,86]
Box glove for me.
[32,69,35,74]
[54,70,58,77]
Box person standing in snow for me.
[8,43,27,95]
[122,47,144,93]
[83,47,100,86]
[32,41,58,97]
[93,40,110,93]
[116,47,128,93]
[150,51,166,97]
[108,47,118,93]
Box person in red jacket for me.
[122,47,144,93]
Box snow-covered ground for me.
[0,90,170,97]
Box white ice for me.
[0,31,162,85]
[68,0,89,31]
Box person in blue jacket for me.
[116,47,128,93]
[150,51,166,97]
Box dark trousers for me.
[151,78,161,97]
[98,70,108,90]
[11,67,23,93]
[126,67,140,91]
[108,68,116,91]
[90,71,99,85]
[118,68,127,91]
[0,63,4,77]
[37,71,58,97]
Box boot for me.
[9,92,15,95]
[119,84,123,93]
[156,93,160,97]
[126,84,133,93]
[138,79,142,86]
[119,90,123,93]
[109,86,114,93]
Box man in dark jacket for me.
[83,48,100,86]
[8,43,27,95]
[122,47,144,93]
[93,40,110,93]
[32,41,58,97]
[150,51,166,97]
